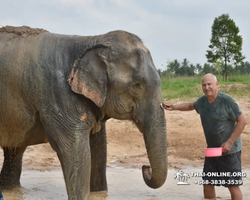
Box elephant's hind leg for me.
[0,146,26,189]
[90,122,108,192]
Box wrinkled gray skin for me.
[0,26,167,200]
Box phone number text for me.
[194,180,243,185]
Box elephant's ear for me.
[68,45,108,107]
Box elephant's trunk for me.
[141,106,167,189]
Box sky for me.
[0,0,249,70]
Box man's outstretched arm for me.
[162,102,195,111]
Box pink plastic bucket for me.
[205,147,222,157]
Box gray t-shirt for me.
[193,91,242,155]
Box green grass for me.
[217,75,250,84]
[161,75,250,100]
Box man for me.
[163,73,247,200]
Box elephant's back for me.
[0,27,44,89]
[0,26,48,67]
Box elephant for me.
[0,26,167,200]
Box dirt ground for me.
[2,97,248,172]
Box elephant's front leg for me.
[90,122,107,192]
[0,146,27,189]
[49,130,91,200]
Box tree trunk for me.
[224,58,228,81]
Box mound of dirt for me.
[0,25,48,37]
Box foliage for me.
[234,61,250,75]
[165,58,197,77]
[159,60,250,78]
[206,14,245,81]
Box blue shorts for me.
[203,151,243,187]
[0,186,3,199]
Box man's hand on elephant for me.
[161,102,173,111]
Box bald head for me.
[202,73,217,83]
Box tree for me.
[201,63,218,75]
[166,59,181,75]
[157,68,168,77]
[179,58,194,76]
[195,63,202,74]
[206,14,245,80]
[236,61,250,75]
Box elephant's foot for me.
[90,190,108,199]
[0,146,26,189]
[0,176,21,189]
[90,178,108,192]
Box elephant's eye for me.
[130,82,143,96]
[134,83,141,88]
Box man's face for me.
[202,75,219,98]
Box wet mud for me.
[2,166,250,200]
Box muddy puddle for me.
[2,166,250,200]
